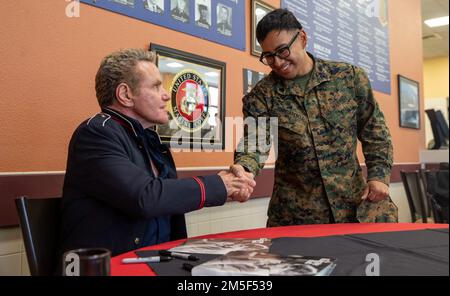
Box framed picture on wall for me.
[243,68,266,95]
[398,75,420,129]
[150,44,226,150]
[251,0,276,57]
[81,0,246,51]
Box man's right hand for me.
[228,164,256,202]
[218,166,256,203]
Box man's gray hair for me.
[95,49,157,108]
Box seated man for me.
[59,49,255,257]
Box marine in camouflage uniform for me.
[234,52,398,226]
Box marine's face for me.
[200,7,208,19]
[219,6,228,22]
[260,29,307,79]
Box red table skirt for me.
[111,223,448,276]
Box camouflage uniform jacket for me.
[235,54,396,226]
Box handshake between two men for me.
[218,164,256,203]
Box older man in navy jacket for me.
[59,49,255,258]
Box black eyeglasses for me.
[259,31,300,66]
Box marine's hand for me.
[229,164,255,181]
[361,180,389,202]
[218,170,255,202]
[229,164,256,202]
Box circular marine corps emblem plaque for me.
[170,70,210,132]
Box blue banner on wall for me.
[281,0,391,95]
[80,0,245,51]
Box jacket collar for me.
[101,107,162,144]
[102,107,142,137]
[272,52,332,96]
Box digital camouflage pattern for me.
[234,53,397,226]
[357,198,398,223]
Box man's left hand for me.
[361,180,390,202]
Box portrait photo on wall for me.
[143,0,164,13]
[217,3,233,36]
[171,0,190,23]
[82,0,245,51]
[150,44,226,149]
[109,0,135,7]
[195,0,211,30]
[398,75,420,129]
[243,68,266,95]
[251,0,275,56]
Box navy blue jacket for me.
[59,108,227,256]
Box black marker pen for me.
[159,250,199,261]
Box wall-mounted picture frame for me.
[81,0,246,51]
[243,68,266,95]
[398,75,420,129]
[251,0,276,57]
[150,44,226,150]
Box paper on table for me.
[169,238,272,255]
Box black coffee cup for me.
[62,248,111,276]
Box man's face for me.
[128,62,170,127]
[219,6,228,22]
[200,7,208,19]
[260,30,306,79]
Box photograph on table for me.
[398,75,420,129]
[169,238,272,255]
[150,44,226,150]
[191,251,337,276]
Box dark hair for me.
[256,9,302,43]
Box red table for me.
[111,223,449,276]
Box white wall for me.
[0,182,411,276]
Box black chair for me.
[425,109,449,149]
[15,196,61,276]
[400,171,433,223]
[421,166,449,223]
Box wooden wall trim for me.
[0,163,439,227]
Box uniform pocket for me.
[271,98,309,137]
[317,87,358,138]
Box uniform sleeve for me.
[234,89,272,176]
[353,66,393,185]
[66,124,227,219]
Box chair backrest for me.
[400,171,431,223]
[421,168,449,224]
[425,109,444,149]
[15,196,61,276]
[435,110,449,145]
